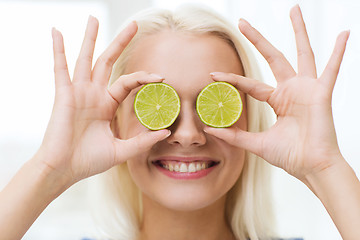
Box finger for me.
[73,16,99,82]
[108,72,164,104]
[238,19,296,82]
[92,21,138,85]
[210,72,274,103]
[290,5,317,77]
[320,31,350,92]
[114,129,171,164]
[204,127,264,158]
[52,28,71,87]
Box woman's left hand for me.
[205,5,349,182]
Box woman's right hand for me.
[37,16,170,188]
[205,6,360,239]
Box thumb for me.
[204,127,263,158]
[113,129,171,164]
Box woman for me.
[95,5,274,240]
[0,4,359,240]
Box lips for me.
[152,156,220,180]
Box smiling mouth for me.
[153,160,219,173]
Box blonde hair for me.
[91,4,275,240]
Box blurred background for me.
[0,0,359,239]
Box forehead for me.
[125,31,244,91]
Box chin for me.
[148,186,227,212]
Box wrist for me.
[302,155,360,239]
[0,150,72,239]
[30,149,72,199]
[303,153,350,196]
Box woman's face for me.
[117,31,247,211]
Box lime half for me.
[134,83,180,130]
[196,82,242,128]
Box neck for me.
[138,194,235,240]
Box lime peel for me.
[134,83,180,130]
[196,82,242,128]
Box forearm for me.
[0,153,68,240]
[305,156,360,239]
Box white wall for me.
[0,1,151,239]
[0,0,359,239]
[222,1,360,239]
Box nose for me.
[166,102,206,147]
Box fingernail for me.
[291,4,301,14]
[88,15,99,25]
[203,126,211,133]
[127,20,138,30]
[344,30,351,40]
[51,27,56,36]
[51,27,60,39]
[345,30,351,38]
[154,129,171,141]
[150,73,164,80]
[88,15,94,24]
[165,130,171,137]
[210,72,224,77]
[238,18,249,26]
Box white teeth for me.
[188,163,196,173]
[179,163,188,173]
[160,161,215,173]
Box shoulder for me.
[275,238,304,240]
[83,237,304,240]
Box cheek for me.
[225,146,246,180]
[117,98,149,139]
[213,137,246,191]
[237,93,248,130]
[126,156,158,202]
[127,157,148,181]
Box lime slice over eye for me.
[196,82,242,128]
[134,82,180,130]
